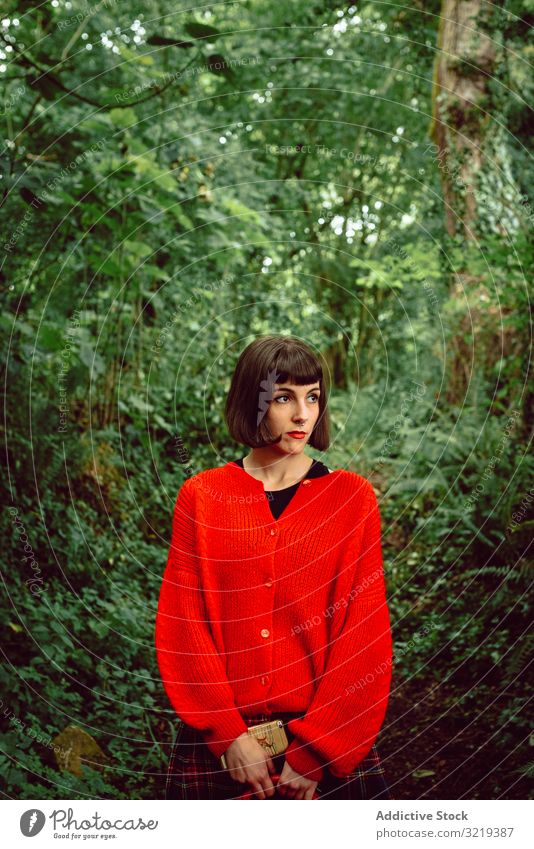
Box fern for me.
[502,634,534,686]
[516,760,534,779]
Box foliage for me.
[0,0,531,800]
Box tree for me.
[430,0,503,239]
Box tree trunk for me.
[322,335,349,390]
[430,1,513,405]
[430,0,501,240]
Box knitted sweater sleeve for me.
[284,482,393,782]
[155,478,248,759]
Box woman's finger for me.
[262,773,275,797]
[251,781,266,800]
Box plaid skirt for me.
[165,712,392,800]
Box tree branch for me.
[2,34,202,110]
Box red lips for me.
[287,431,306,439]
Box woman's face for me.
[265,381,321,453]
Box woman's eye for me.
[274,394,319,403]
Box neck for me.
[243,447,314,489]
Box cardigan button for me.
[302,479,311,486]
[260,675,270,686]
[264,579,273,588]
[260,628,270,638]
[269,528,278,536]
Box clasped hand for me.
[224,732,319,800]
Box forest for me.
[1,0,532,800]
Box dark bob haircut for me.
[224,335,330,450]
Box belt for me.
[242,712,303,727]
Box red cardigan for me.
[155,462,392,782]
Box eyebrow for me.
[274,386,320,393]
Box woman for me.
[155,335,393,800]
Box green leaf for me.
[39,324,64,352]
[19,187,46,210]
[128,153,176,191]
[220,196,262,226]
[146,35,195,48]
[98,257,123,276]
[168,204,194,229]
[78,343,106,376]
[124,240,153,260]
[123,396,154,414]
[206,54,234,78]
[108,108,138,128]
[152,414,173,432]
[117,46,155,65]
[184,22,221,41]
